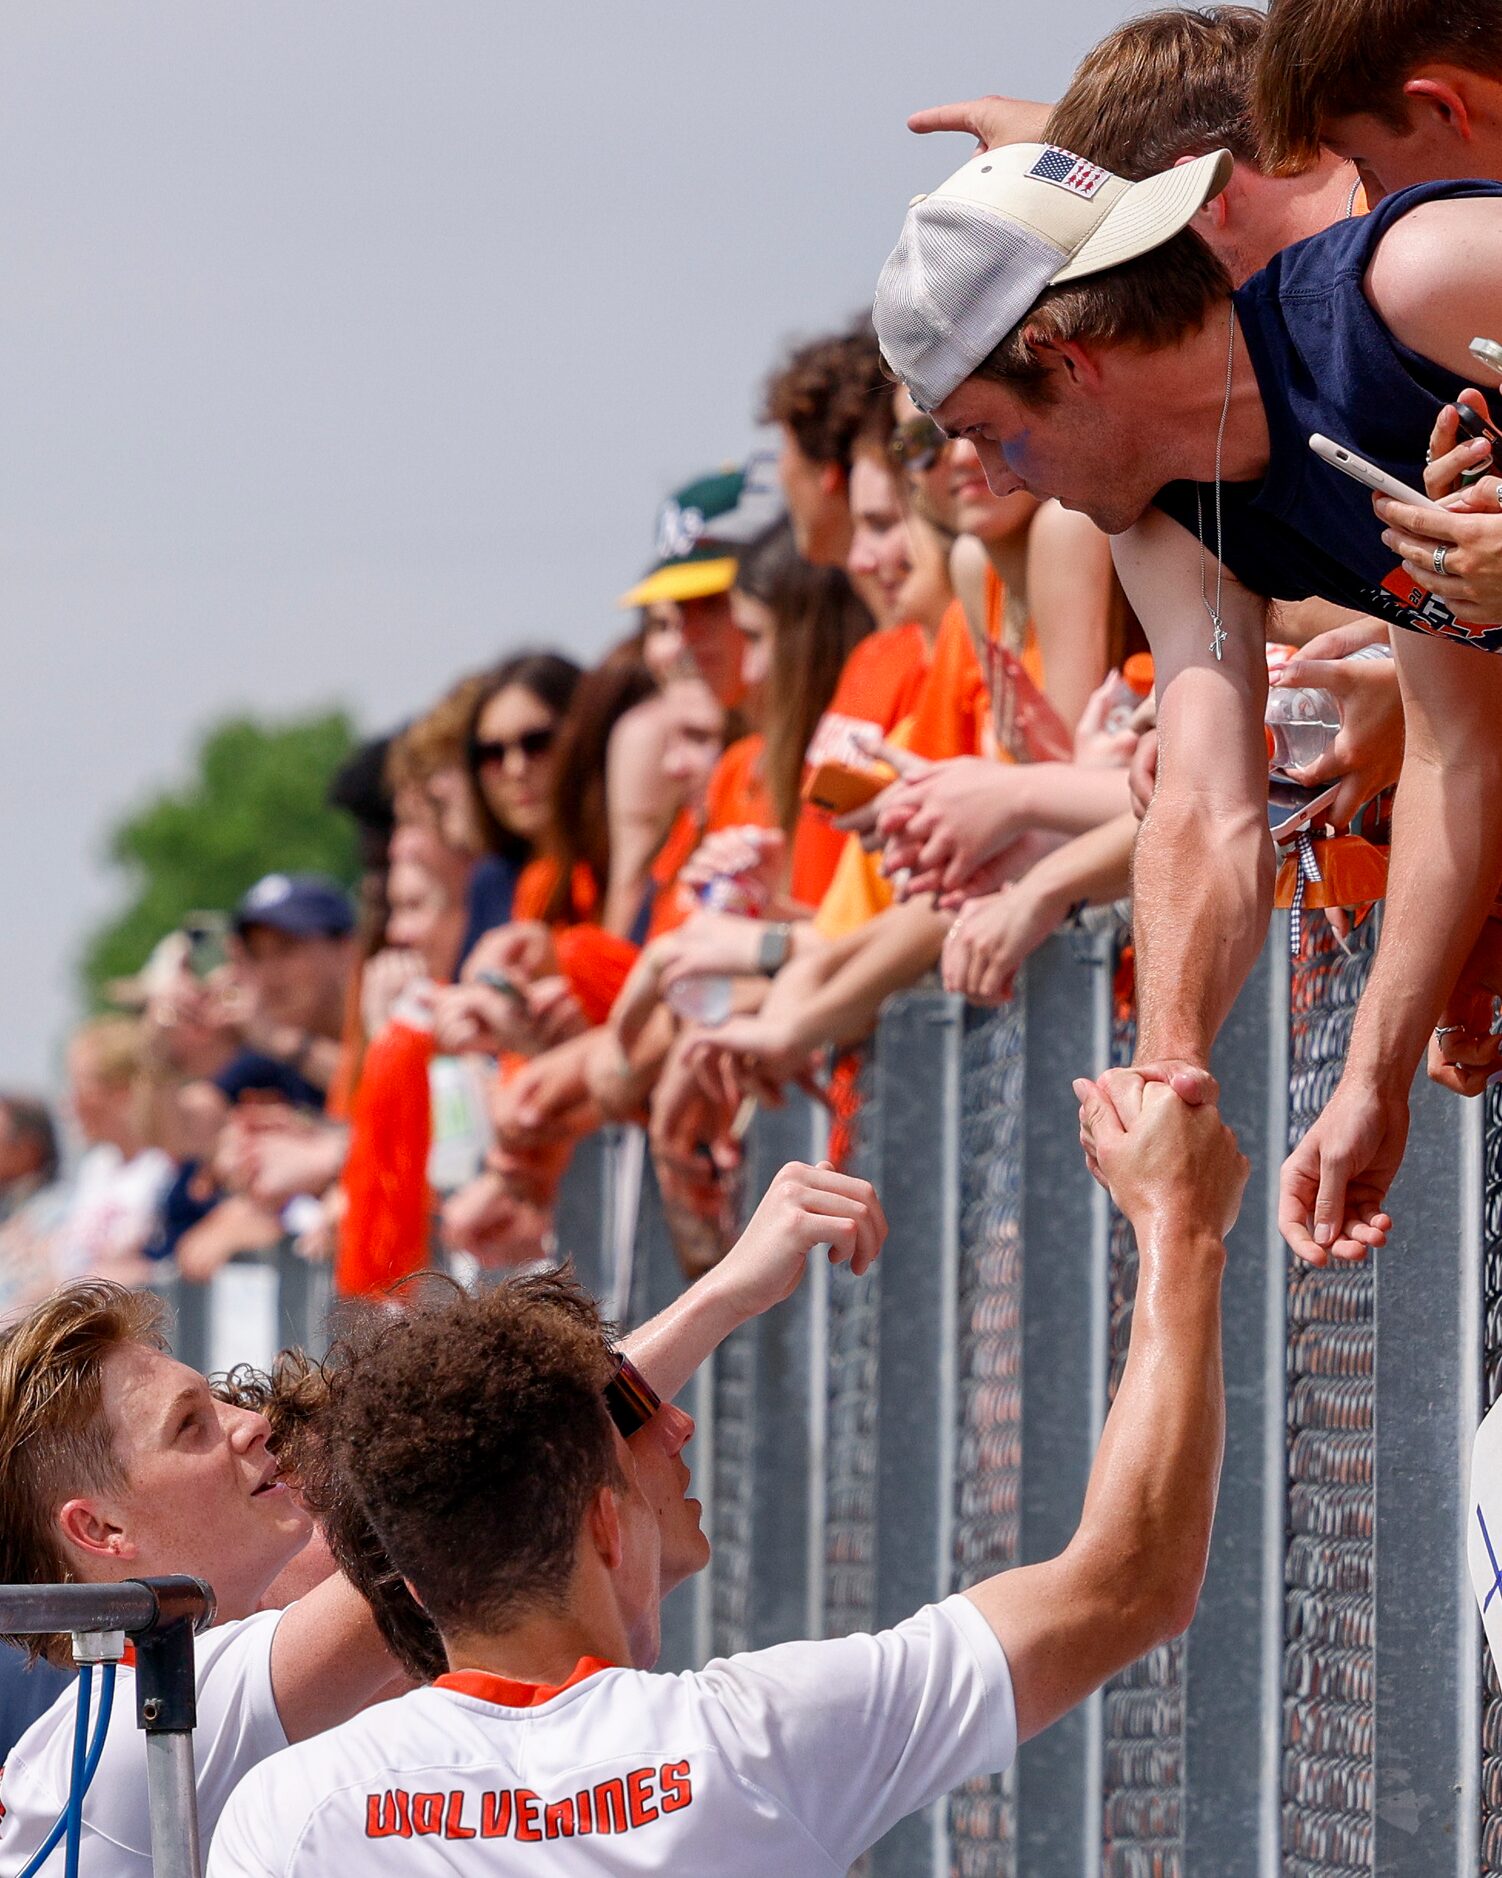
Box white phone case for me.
[1308,433,1440,510]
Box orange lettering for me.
[575,1789,593,1835]
[627,1767,659,1828]
[365,1791,411,1839]
[660,1760,693,1814]
[515,1790,542,1843]
[481,1791,512,1838]
[444,1790,475,1840]
[543,1798,576,1839]
[411,1792,444,1835]
[593,1778,628,1833]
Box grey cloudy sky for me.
[2,0,1132,1092]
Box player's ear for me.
[57,1497,131,1566]
[818,462,847,498]
[1029,333,1100,392]
[1401,74,1473,140]
[587,1485,625,1571]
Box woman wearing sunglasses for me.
[460,651,583,946]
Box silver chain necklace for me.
[1195,301,1237,661]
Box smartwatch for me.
[756,923,794,975]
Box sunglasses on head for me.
[889,413,949,473]
[603,1350,661,1439]
[470,726,555,768]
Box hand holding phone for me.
[803,760,896,816]
[1267,775,1341,841]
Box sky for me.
[1,0,1135,1093]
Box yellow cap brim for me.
[617,556,738,609]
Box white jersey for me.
[0,1611,285,1876]
[208,1595,1014,1877]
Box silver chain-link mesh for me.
[948,1003,1027,1875]
[1100,986,1186,1877]
[1282,914,1377,1878]
[709,1321,756,1662]
[1482,1079,1502,1874]
[826,1048,880,1646]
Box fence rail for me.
[155,916,1497,1878]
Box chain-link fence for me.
[157,918,1496,1878]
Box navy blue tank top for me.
[1153,178,1502,654]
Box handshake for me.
[1073,1069,1249,1244]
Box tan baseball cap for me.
[874,142,1233,413]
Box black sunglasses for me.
[470,726,555,768]
[603,1350,661,1439]
[889,413,949,472]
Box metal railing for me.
[152,916,1499,1878]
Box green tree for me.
[82,710,362,1001]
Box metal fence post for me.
[626,1152,713,1675]
[708,1092,825,1661]
[272,1241,332,1360]
[1013,930,1113,1878]
[1182,935,1289,1877]
[864,988,964,1878]
[1372,1067,1483,1875]
[553,1126,618,1304]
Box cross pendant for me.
[1209,615,1226,661]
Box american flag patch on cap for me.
[1027,147,1109,198]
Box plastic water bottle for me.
[1101,653,1155,734]
[1265,643,1391,771]
[1265,684,1341,771]
[663,870,769,1027]
[664,975,735,1026]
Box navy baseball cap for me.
[232,873,354,940]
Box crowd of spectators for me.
[0,304,1164,1305]
[7,0,1502,1302]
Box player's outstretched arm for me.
[964,1082,1247,1743]
[622,1160,886,1401]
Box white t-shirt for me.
[48,1144,175,1285]
[207,1595,1014,1877]
[0,1611,286,1876]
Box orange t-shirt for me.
[509,858,639,1023]
[795,624,934,899]
[823,622,932,727]
[336,1018,434,1297]
[905,599,991,762]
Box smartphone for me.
[181,912,229,978]
[1308,434,1440,510]
[803,759,896,816]
[1454,400,1502,448]
[1470,337,1502,378]
[475,968,527,1004]
[1268,775,1341,840]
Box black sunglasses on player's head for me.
[603,1350,661,1439]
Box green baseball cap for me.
[618,455,783,608]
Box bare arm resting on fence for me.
[964,1082,1246,1744]
[1112,510,1274,1085]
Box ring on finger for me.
[1433,544,1451,578]
[1434,1023,1465,1040]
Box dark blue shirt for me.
[457,854,521,969]
[1154,178,1502,654]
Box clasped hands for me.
[1076,1059,1396,1266]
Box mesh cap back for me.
[875,201,1064,414]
